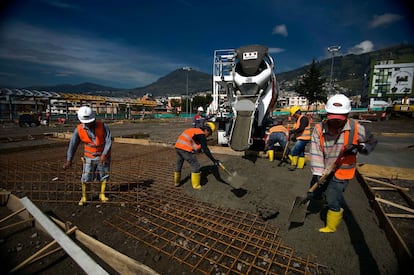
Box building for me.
[369,60,414,103]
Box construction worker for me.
[309,94,377,233]
[192,106,206,128]
[174,122,220,189]
[288,106,311,170]
[63,106,112,206]
[265,119,289,162]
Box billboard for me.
[390,65,413,94]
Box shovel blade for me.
[225,172,247,189]
[288,196,310,224]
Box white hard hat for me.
[197,106,204,112]
[77,106,95,123]
[325,94,351,114]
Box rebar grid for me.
[106,193,326,274]
[0,145,333,274]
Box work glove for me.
[344,144,364,155]
[357,143,368,154]
[309,175,320,187]
[213,159,221,167]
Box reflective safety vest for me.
[294,115,311,141]
[77,121,108,158]
[175,128,203,152]
[269,125,289,137]
[316,119,359,180]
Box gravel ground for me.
[1,116,413,274]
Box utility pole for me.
[183,66,191,116]
[328,45,341,95]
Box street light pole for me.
[183,66,191,116]
[328,45,341,95]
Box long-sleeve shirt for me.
[192,133,215,162]
[310,119,377,176]
[66,122,112,162]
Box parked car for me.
[18,113,40,127]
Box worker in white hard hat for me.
[174,122,220,189]
[63,106,112,206]
[192,106,206,128]
[287,105,311,170]
[308,94,377,233]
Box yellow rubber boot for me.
[78,182,87,206]
[288,155,298,166]
[174,172,181,187]
[268,150,274,162]
[191,172,201,190]
[288,156,298,171]
[297,157,305,169]
[319,208,343,233]
[99,180,109,202]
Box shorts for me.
[81,156,110,183]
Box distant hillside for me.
[277,43,414,95]
[124,69,212,97]
[7,43,413,98]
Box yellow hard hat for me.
[289,106,301,116]
[206,122,216,133]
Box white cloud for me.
[347,40,374,55]
[272,24,288,37]
[0,22,182,87]
[369,13,403,28]
[268,47,285,54]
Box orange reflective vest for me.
[175,128,203,152]
[77,121,108,158]
[316,119,359,180]
[294,115,311,141]
[269,125,289,137]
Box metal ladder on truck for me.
[212,49,236,145]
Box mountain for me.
[124,69,212,97]
[7,43,413,98]
[277,43,414,95]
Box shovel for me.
[277,139,290,166]
[288,148,347,225]
[218,162,247,189]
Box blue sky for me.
[0,0,413,89]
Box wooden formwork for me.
[356,164,414,273]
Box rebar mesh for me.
[0,145,333,274]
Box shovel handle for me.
[218,162,234,177]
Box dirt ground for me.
[0,116,413,274]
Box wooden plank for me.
[386,213,414,219]
[10,226,77,273]
[19,197,109,275]
[375,197,414,214]
[51,216,160,275]
[356,164,414,181]
[364,176,410,191]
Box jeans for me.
[267,132,287,151]
[324,176,349,211]
[175,149,200,173]
[290,139,309,157]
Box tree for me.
[295,59,327,109]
